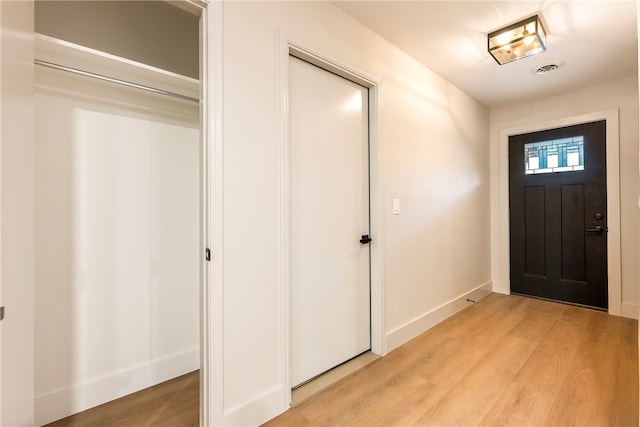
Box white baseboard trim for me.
[218,385,289,427]
[385,282,492,352]
[35,347,199,426]
[621,302,639,320]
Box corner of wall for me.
[35,348,199,426]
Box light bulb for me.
[496,32,512,46]
[526,22,536,34]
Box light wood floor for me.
[266,293,638,426]
[44,371,199,427]
[44,293,638,426]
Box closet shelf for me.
[35,34,200,102]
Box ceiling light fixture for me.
[488,15,547,65]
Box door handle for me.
[586,225,604,233]
[360,234,372,244]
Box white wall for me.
[0,1,35,425]
[489,76,640,317]
[217,1,490,424]
[33,69,200,425]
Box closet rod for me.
[34,59,200,104]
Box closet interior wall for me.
[33,2,201,425]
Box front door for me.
[509,120,607,309]
[289,55,371,387]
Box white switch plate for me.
[393,198,400,215]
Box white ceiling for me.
[333,1,638,108]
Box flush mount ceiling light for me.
[488,15,547,65]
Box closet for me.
[33,2,201,425]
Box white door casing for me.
[289,55,371,386]
[206,30,384,425]
[200,2,219,426]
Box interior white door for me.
[0,1,36,425]
[290,55,371,387]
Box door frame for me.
[495,109,621,315]
[278,35,385,402]
[199,0,219,426]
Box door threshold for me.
[291,351,379,406]
[511,292,607,312]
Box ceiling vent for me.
[535,62,563,74]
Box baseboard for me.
[621,302,639,320]
[385,282,492,352]
[217,384,289,427]
[35,346,199,426]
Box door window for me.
[524,136,584,174]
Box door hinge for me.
[205,248,211,261]
[0,306,4,321]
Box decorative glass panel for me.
[524,136,584,174]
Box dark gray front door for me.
[509,120,607,309]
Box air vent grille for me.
[535,63,563,74]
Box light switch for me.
[393,198,400,215]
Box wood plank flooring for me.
[266,293,638,426]
[44,293,638,426]
[44,371,199,427]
